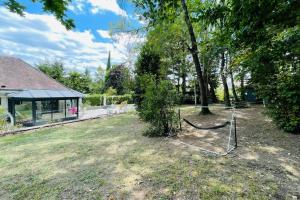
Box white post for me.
[103,95,107,106]
[194,82,197,107]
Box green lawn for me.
[0,111,298,199]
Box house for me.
[0,56,84,126]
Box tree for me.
[105,51,111,82]
[220,51,231,107]
[228,0,300,132]
[2,0,74,29]
[90,66,105,94]
[133,0,210,114]
[104,64,132,95]
[180,0,210,114]
[65,71,91,94]
[146,18,192,100]
[37,61,65,84]
[134,44,162,109]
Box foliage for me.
[135,44,162,110]
[83,94,133,106]
[65,71,92,94]
[263,69,300,133]
[105,51,111,83]
[104,87,117,96]
[134,0,212,114]
[83,94,101,106]
[227,0,300,132]
[36,61,107,94]
[135,44,162,77]
[139,75,179,137]
[104,64,133,95]
[3,0,74,29]
[37,61,65,84]
[90,66,106,94]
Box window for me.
[41,100,59,113]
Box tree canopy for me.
[133,0,300,132]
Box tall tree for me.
[106,51,111,71]
[134,0,210,114]
[220,52,231,107]
[180,0,210,114]
[135,44,162,109]
[105,51,112,83]
[229,68,239,102]
[105,64,132,95]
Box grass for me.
[0,109,298,199]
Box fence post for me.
[103,95,106,106]
[234,117,237,148]
[179,109,182,131]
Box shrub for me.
[83,94,101,106]
[138,75,179,137]
[104,87,117,96]
[262,69,300,133]
[84,94,133,106]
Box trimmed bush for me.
[84,94,133,106]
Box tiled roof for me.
[0,56,68,90]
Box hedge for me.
[83,94,133,106]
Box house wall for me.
[0,96,8,110]
[0,91,10,111]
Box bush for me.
[84,94,133,106]
[104,87,117,96]
[138,76,179,137]
[83,94,101,106]
[262,69,300,133]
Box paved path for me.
[80,104,136,119]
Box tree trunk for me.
[203,60,210,104]
[208,78,218,103]
[181,69,186,95]
[177,74,180,93]
[181,0,210,114]
[220,52,231,107]
[230,69,239,102]
[240,72,246,101]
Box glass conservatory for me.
[7,90,83,126]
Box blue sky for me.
[0,0,145,73]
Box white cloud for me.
[110,32,146,68]
[129,13,149,26]
[0,8,133,72]
[97,30,111,39]
[68,0,85,14]
[88,0,127,16]
[70,0,127,16]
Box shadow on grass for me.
[0,110,299,199]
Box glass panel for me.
[36,100,52,124]
[66,99,78,118]
[15,101,33,126]
[52,100,65,122]
[36,100,66,125]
